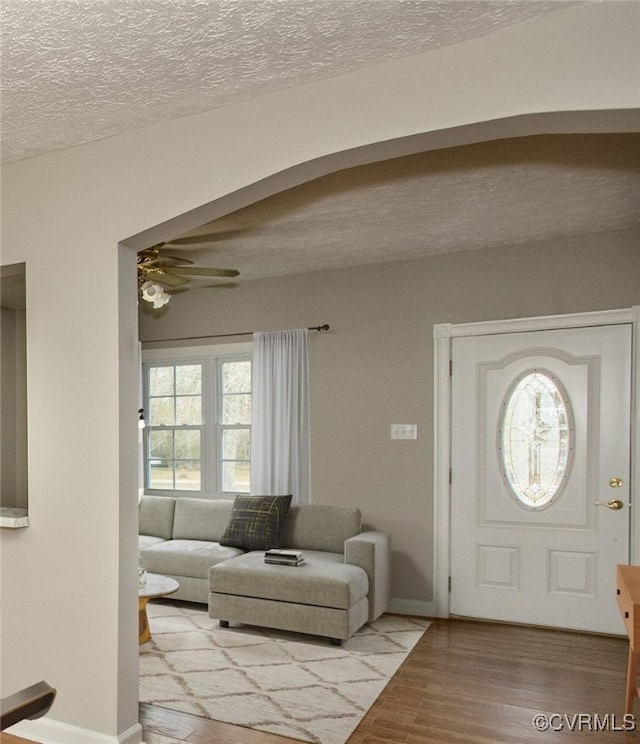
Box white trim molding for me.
[7,718,143,744]
[632,307,640,566]
[433,307,639,619]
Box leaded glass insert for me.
[499,370,572,510]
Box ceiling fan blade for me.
[164,236,225,246]
[151,255,195,266]
[165,230,245,246]
[169,281,238,295]
[146,247,195,263]
[167,267,240,278]
[138,266,189,287]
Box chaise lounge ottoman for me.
[208,504,390,644]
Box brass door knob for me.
[594,499,624,510]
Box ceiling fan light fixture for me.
[136,243,239,307]
[140,280,170,308]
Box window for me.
[147,364,203,491]
[498,370,573,510]
[142,345,251,498]
[219,359,251,492]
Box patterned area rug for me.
[140,601,430,744]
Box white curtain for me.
[251,329,311,504]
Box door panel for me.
[450,324,631,634]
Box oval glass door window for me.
[499,370,572,510]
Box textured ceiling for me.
[1,0,589,164]
[164,133,640,282]
[3,0,637,297]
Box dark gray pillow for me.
[220,494,293,550]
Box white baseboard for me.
[388,597,435,617]
[8,718,143,744]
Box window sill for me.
[0,508,29,529]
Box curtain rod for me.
[142,324,330,344]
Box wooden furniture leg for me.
[617,565,640,715]
[625,644,638,715]
[138,597,151,644]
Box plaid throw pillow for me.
[220,494,293,550]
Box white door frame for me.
[433,307,640,619]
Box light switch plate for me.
[391,424,417,440]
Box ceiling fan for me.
[137,241,239,308]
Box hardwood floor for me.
[0,735,41,744]
[141,618,638,743]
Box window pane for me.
[176,395,202,425]
[149,397,174,425]
[149,430,173,460]
[149,366,174,396]
[148,461,174,490]
[223,394,251,424]
[222,461,250,493]
[222,361,251,393]
[222,429,250,459]
[500,371,571,510]
[174,461,201,491]
[176,365,201,395]
[175,430,200,459]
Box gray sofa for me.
[138,495,390,643]
[139,495,243,603]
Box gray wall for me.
[139,228,640,612]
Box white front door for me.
[450,323,632,634]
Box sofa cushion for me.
[141,539,244,580]
[280,505,361,553]
[138,534,167,550]
[139,495,176,539]
[209,550,369,610]
[172,497,234,541]
[220,494,292,550]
